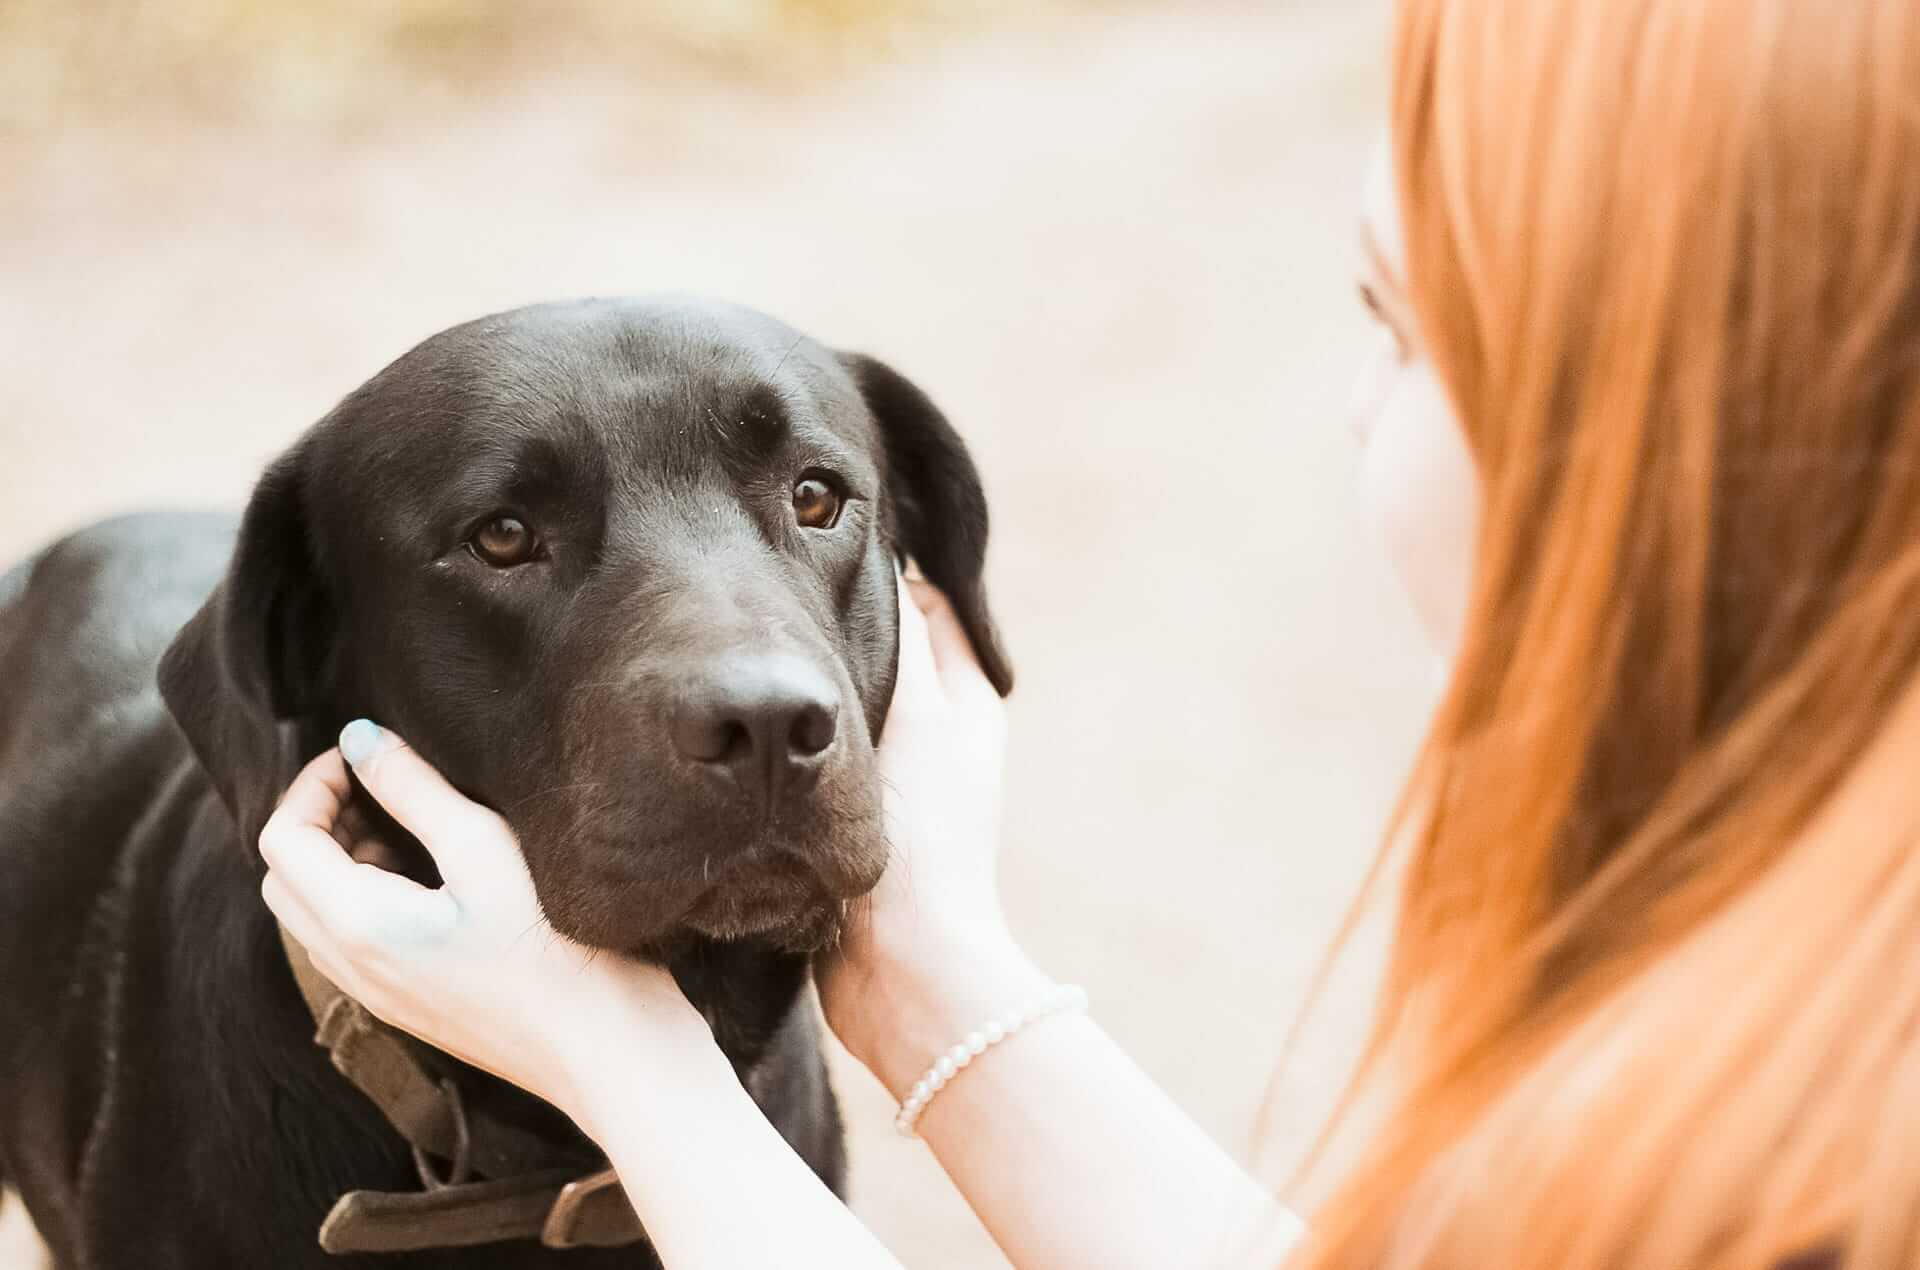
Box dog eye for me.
[792,475,843,530]
[469,515,539,567]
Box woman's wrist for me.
[551,968,732,1140]
[829,914,1054,1102]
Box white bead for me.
[892,985,1088,1141]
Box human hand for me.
[258,725,715,1128]
[818,577,1041,1088]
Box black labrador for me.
[0,297,1012,1268]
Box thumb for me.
[906,578,989,691]
[893,573,941,699]
[337,719,516,894]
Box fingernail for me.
[339,718,383,767]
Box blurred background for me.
[0,0,1422,1264]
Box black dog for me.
[0,298,1011,1268]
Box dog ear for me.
[840,352,1013,696]
[159,439,332,850]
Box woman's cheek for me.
[1359,366,1479,656]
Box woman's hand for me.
[818,576,1048,1095]
[864,575,1012,933]
[263,731,910,1270]
[258,726,715,1129]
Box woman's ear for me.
[158,438,334,850]
[839,351,1013,696]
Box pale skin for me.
[258,142,1471,1268]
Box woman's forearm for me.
[565,934,1301,1270]
[568,1025,905,1270]
[840,927,1303,1269]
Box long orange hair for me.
[1282,1,1920,1266]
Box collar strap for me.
[276,923,647,1253]
[316,1167,639,1254]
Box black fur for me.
[0,298,1008,1268]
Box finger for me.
[260,864,325,946]
[261,782,439,939]
[893,574,941,698]
[261,870,350,985]
[267,749,354,841]
[262,750,441,925]
[906,579,996,700]
[337,720,509,891]
[264,749,373,857]
[259,753,384,900]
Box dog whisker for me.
[769,332,807,378]
[505,781,608,812]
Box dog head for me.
[159,297,1010,953]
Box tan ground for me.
[0,3,1428,1264]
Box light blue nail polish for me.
[339,718,382,766]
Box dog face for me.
[159,298,1010,954]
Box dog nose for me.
[670,656,840,806]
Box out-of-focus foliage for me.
[1,0,1110,128]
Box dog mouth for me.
[680,853,842,946]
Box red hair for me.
[1280,1,1920,1266]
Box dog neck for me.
[273,921,645,1253]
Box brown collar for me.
[277,923,648,1255]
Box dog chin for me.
[680,891,845,952]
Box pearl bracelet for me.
[893,983,1090,1137]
